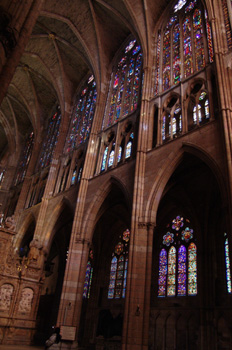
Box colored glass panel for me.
[174,0,187,12]
[163,30,171,90]
[118,146,122,163]
[71,168,77,185]
[103,39,142,128]
[158,249,167,297]
[108,149,115,167]
[15,132,34,185]
[167,246,176,296]
[125,141,132,159]
[205,99,209,119]
[185,0,197,13]
[65,77,97,153]
[225,237,232,293]
[178,245,186,295]
[193,9,205,71]
[83,250,94,299]
[173,22,181,84]
[188,243,197,295]
[222,0,232,50]
[154,33,161,95]
[101,147,108,171]
[204,10,214,62]
[38,110,61,170]
[108,229,130,299]
[183,16,193,77]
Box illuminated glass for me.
[188,243,197,295]
[65,76,97,153]
[193,9,205,71]
[225,235,232,294]
[163,30,171,90]
[101,147,108,171]
[158,216,197,297]
[222,0,232,50]
[83,250,94,299]
[15,132,34,185]
[103,39,142,128]
[38,109,61,170]
[108,229,130,299]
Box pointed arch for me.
[43,197,74,250]
[82,176,132,243]
[145,143,226,225]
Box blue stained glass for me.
[15,132,34,185]
[38,110,61,170]
[101,147,108,171]
[65,77,97,152]
[225,237,232,293]
[125,141,132,159]
[103,39,142,129]
[108,229,130,299]
[178,245,186,295]
[71,169,77,185]
[117,146,122,162]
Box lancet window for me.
[162,96,182,142]
[83,249,94,299]
[154,0,213,95]
[15,132,34,186]
[38,108,61,170]
[158,216,197,297]
[108,229,130,299]
[188,83,210,129]
[102,39,143,129]
[224,233,232,294]
[65,75,97,153]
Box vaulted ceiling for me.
[0,0,170,161]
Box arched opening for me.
[34,205,73,345]
[78,182,131,349]
[150,153,227,350]
[19,220,36,257]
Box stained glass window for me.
[222,0,232,50]
[192,90,209,126]
[154,33,161,95]
[65,76,97,153]
[108,144,115,167]
[158,215,197,297]
[193,9,205,71]
[71,166,77,185]
[83,249,94,299]
[108,229,130,299]
[224,234,232,294]
[163,29,171,90]
[103,39,142,129]
[117,146,122,163]
[38,109,61,170]
[156,0,213,95]
[15,132,34,186]
[125,133,134,159]
[101,147,108,171]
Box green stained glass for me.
[188,243,197,295]
[167,246,176,296]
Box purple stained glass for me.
[178,245,186,295]
[163,232,174,246]
[158,249,167,297]
[172,216,184,230]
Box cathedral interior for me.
[0,0,232,349]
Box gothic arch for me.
[145,143,226,225]
[82,175,132,243]
[43,197,74,250]
[15,212,36,250]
